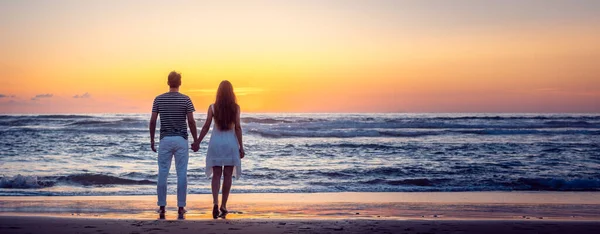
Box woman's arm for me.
[193,105,213,148]
[234,105,244,158]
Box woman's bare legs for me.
[211,166,223,205]
[221,166,234,210]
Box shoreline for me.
[3,191,600,203]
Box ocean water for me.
[0,113,599,196]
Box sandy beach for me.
[2,216,600,234]
[1,192,600,233]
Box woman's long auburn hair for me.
[213,80,238,130]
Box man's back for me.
[152,92,195,140]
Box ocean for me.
[0,113,599,196]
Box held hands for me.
[191,141,201,152]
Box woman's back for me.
[211,104,235,132]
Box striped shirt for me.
[152,92,195,140]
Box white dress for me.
[206,104,242,178]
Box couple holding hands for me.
[149,71,244,219]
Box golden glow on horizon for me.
[1,1,599,113]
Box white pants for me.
[157,136,189,207]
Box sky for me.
[0,0,599,113]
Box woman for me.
[192,80,245,219]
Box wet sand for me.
[2,192,600,220]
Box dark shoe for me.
[218,207,229,219]
[157,206,166,219]
[178,207,187,215]
[212,205,219,219]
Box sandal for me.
[218,207,229,219]
[212,205,219,219]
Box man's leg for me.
[157,138,174,209]
[174,137,189,210]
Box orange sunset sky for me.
[0,0,599,113]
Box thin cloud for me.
[186,87,264,96]
[73,92,91,98]
[507,88,599,97]
[0,94,16,98]
[236,87,264,96]
[31,93,53,101]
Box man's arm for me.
[149,112,158,152]
[187,112,198,143]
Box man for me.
[149,71,197,215]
